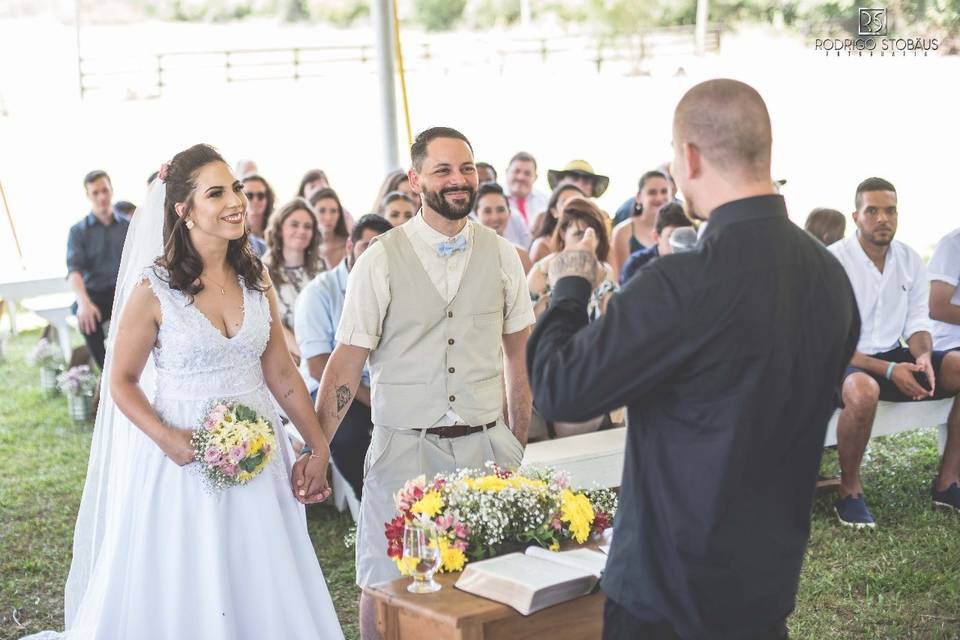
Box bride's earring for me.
[185,219,195,230]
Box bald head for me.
[673,79,772,180]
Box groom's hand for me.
[292,452,333,504]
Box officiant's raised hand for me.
[292,445,333,504]
[547,227,606,289]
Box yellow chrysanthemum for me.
[560,489,595,543]
[462,475,547,493]
[395,556,419,576]
[549,542,560,552]
[410,490,444,518]
[438,537,467,573]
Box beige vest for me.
[369,223,505,427]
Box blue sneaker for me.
[835,494,876,529]
[932,482,960,514]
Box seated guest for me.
[66,170,129,369]
[529,197,617,320]
[529,197,618,439]
[308,188,350,270]
[372,168,421,212]
[242,173,274,256]
[528,184,585,264]
[262,198,324,359]
[477,162,497,184]
[612,162,678,226]
[234,158,258,177]
[298,168,355,229]
[378,190,417,227]
[620,202,694,283]
[609,170,671,278]
[830,177,960,527]
[297,168,330,201]
[546,159,609,199]
[294,213,394,499]
[504,151,548,248]
[805,207,846,245]
[474,182,533,273]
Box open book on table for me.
[453,546,607,616]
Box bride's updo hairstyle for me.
[156,143,266,298]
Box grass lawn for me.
[1,330,958,639]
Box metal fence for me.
[77,25,722,99]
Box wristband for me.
[299,445,313,458]
[885,362,896,380]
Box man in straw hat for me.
[548,159,610,198]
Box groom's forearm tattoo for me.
[282,387,294,400]
[336,384,352,416]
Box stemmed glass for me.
[402,520,442,594]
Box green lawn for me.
[1,330,958,639]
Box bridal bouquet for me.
[385,463,617,574]
[191,401,276,490]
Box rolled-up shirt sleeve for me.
[66,224,85,276]
[498,237,536,335]
[904,253,934,341]
[335,243,390,350]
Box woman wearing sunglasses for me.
[241,173,275,256]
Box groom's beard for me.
[422,186,476,221]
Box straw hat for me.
[547,160,610,197]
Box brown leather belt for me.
[423,421,497,438]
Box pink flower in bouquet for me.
[222,463,239,476]
[492,464,512,479]
[204,446,222,464]
[452,539,468,552]
[593,511,611,534]
[213,403,229,414]
[431,477,446,491]
[228,446,245,464]
[455,522,470,539]
[435,514,454,530]
[203,418,217,431]
[550,517,563,532]
[553,471,569,489]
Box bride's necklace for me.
[203,273,230,296]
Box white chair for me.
[21,293,77,362]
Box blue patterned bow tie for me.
[437,235,467,257]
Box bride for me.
[28,144,344,639]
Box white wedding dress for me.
[30,264,345,640]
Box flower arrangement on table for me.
[191,402,276,490]
[56,365,99,396]
[26,338,64,369]
[385,463,617,574]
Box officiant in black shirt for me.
[527,79,860,640]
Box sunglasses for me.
[244,191,267,201]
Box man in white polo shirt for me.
[830,177,960,529]
[313,127,535,640]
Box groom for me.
[314,127,535,639]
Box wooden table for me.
[366,561,604,640]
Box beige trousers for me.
[355,421,525,587]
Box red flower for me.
[592,511,611,534]
[492,464,512,479]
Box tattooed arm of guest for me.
[314,343,371,442]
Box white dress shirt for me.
[829,233,932,355]
[336,212,536,426]
[505,189,548,248]
[928,227,960,351]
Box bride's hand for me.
[291,450,332,504]
[160,427,196,466]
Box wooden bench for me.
[521,401,952,489]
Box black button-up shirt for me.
[66,212,129,293]
[528,195,859,639]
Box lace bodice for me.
[141,266,272,402]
